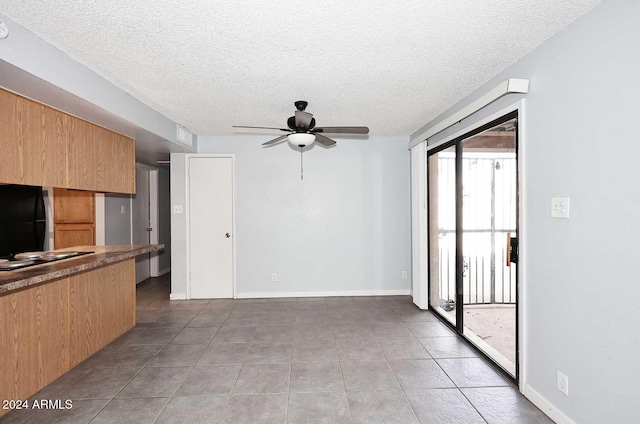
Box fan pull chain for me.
[300,147,304,180]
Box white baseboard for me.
[157,267,171,277]
[236,289,411,299]
[523,384,574,424]
[169,293,186,300]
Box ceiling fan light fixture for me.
[287,132,316,147]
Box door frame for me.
[133,164,160,277]
[426,100,527,390]
[185,154,237,300]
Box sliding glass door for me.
[428,145,457,326]
[460,117,518,376]
[427,112,519,379]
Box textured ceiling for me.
[1,0,600,136]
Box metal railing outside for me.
[436,155,517,305]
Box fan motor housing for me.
[287,116,316,130]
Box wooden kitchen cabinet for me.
[54,224,95,249]
[0,89,67,188]
[68,260,136,367]
[99,125,136,194]
[53,188,96,249]
[0,277,70,405]
[66,115,99,191]
[53,188,95,223]
[0,88,136,194]
[65,109,136,193]
[0,259,136,411]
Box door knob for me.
[225,233,231,238]
[146,227,153,232]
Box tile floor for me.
[0,274,553,423]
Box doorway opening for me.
[132,166,160,284]
[428,111,519,378]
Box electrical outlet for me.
[401,271,408,279]
[120,205,126,214]
[173,204,183,214]
[557,371,569,395]
[271,273,277,282]
[551,197,570,219]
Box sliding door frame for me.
[426,101,525,387]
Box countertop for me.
[0,244,163,295]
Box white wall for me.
[104,168,170,273]
[157,167,172,273]
[170,153,187,291]
[412,0,639,422]
[171,135,411,297]
[104,194,132,245]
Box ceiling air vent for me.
[176,125,193,147]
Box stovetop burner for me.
[0,251,94,271]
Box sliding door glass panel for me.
[461,118,517,376]
[428,145,456,325]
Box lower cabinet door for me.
[54,223,95,249]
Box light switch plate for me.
[173,204,183,214]
[551,197,570,219]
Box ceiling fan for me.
[233,101,369,148]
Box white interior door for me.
[132,168,150,284]
[189,156,234,299]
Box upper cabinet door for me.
[95,125,136,194]
[67,115,135,194]
[0,90,67,187]
[110,132,136,194]
[0,89,136,194]
[66,116,99,191]
[40,105,68,187]
[0,89,21,184]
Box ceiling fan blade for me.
[295,111,314,130]
[315,134,337,147]
[262,135,289,146]
[233,125,290,132]
[313,126,369,134]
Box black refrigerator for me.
[0,184,46,257]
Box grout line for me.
[429,355,488,422]
[458,388,490,423]
[152,294,236,422]
[84,359,155,423]
[149,397,171,424]
[400,389,423,423]
[331,303,356,424]
[225,304,244,397]
[39,280,527,423]
[284,361,292,423]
